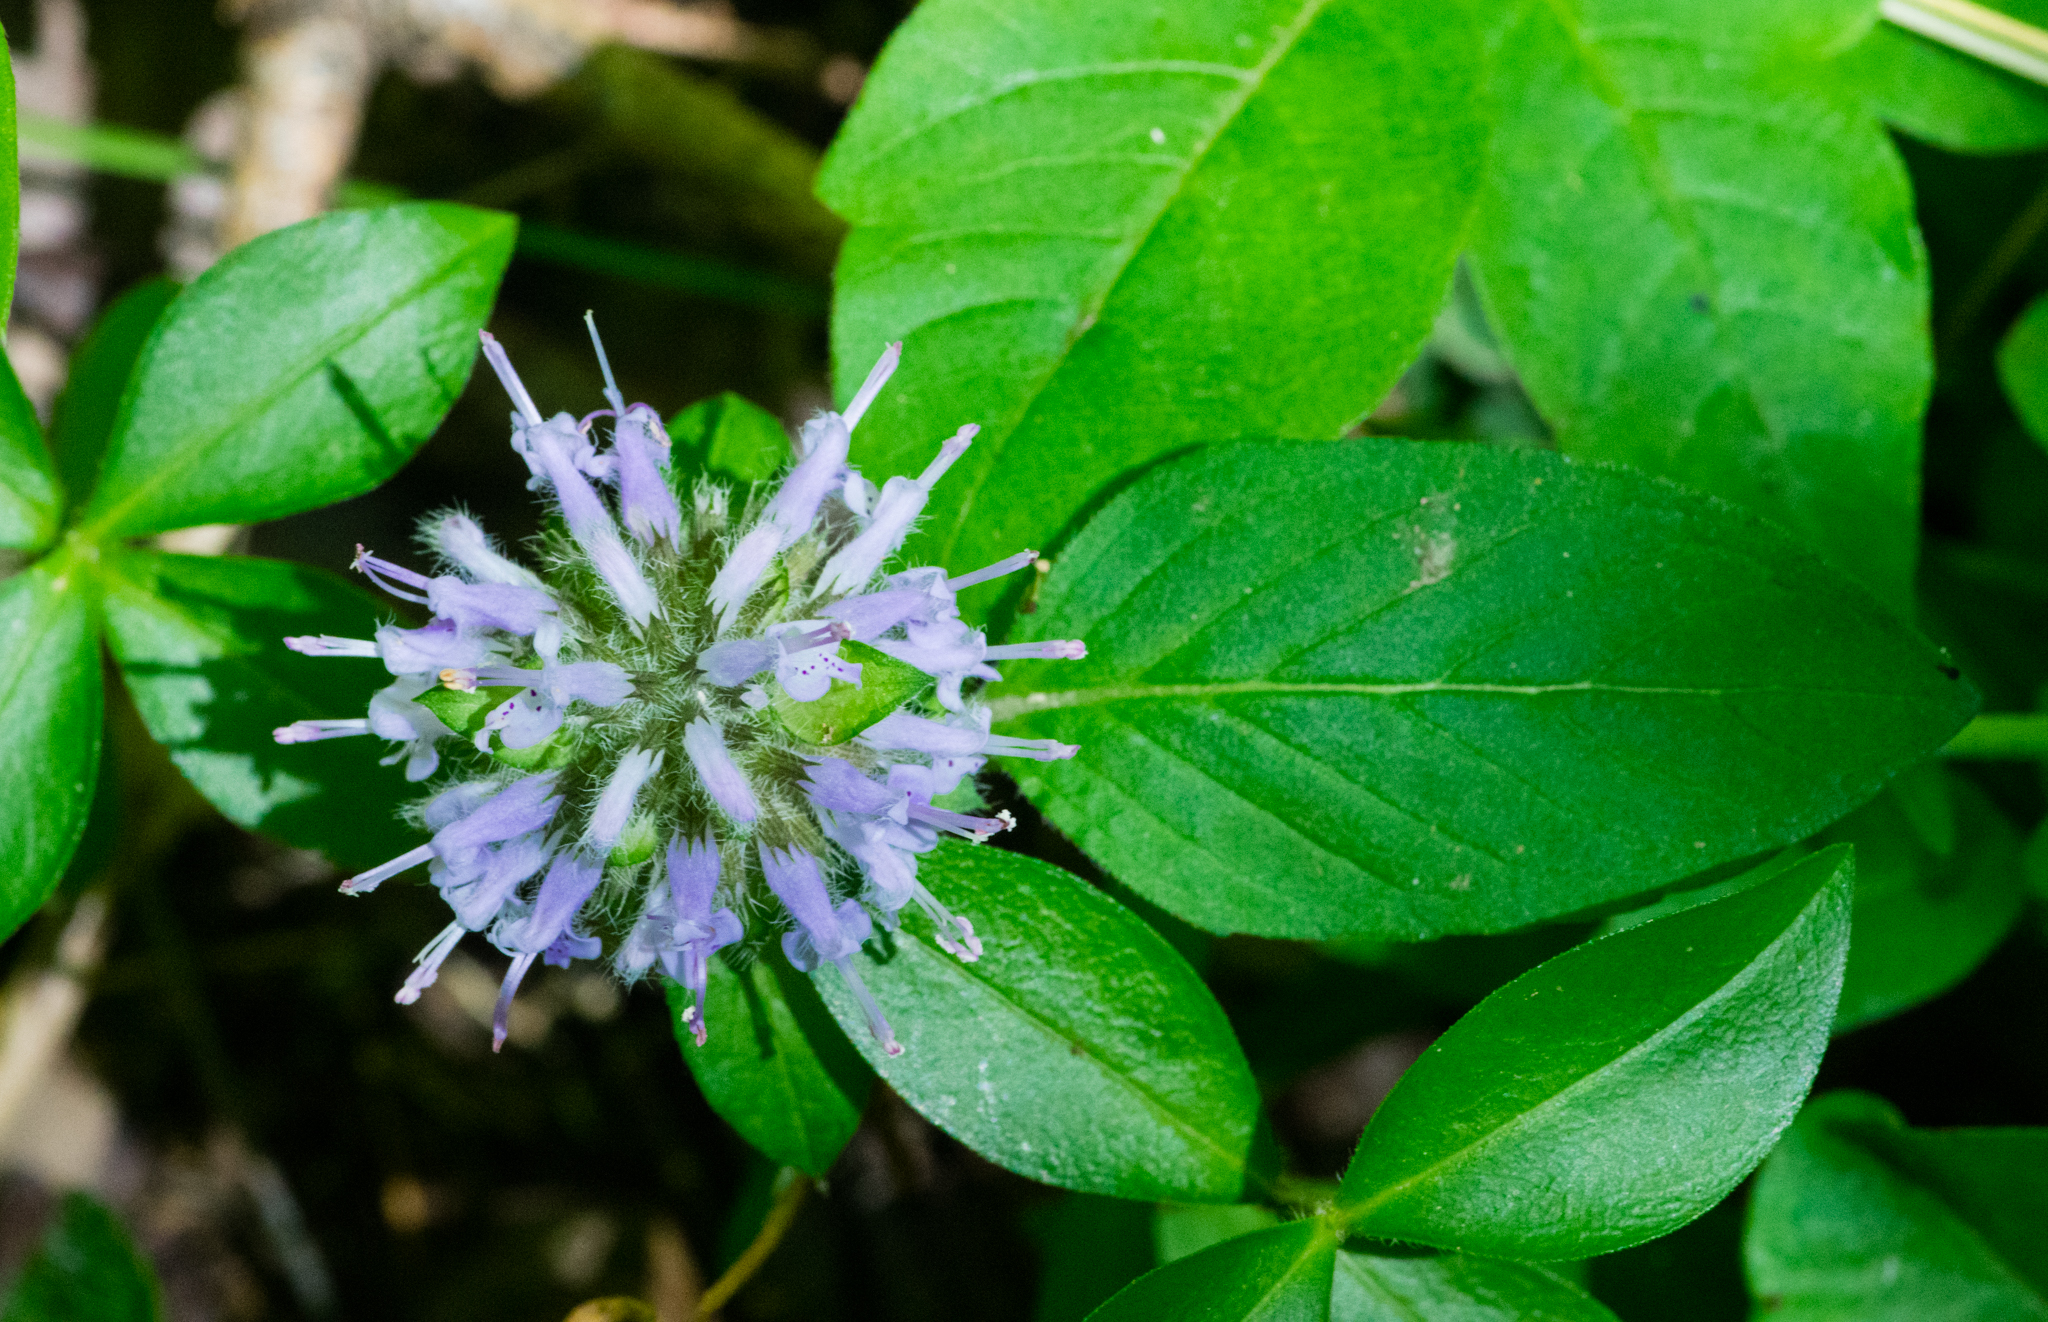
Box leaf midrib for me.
[918,0,1338,566]
[1339,877,1831,1226]
[989,678,1928,721]
[79,227,493,539]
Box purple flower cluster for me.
[273,322,1085,1053]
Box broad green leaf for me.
[1999,294,2048,454]
[1086,1219,1337,1322]
[769,641,931,744]
[1835,2,2048,153]
[79,203,515,539]
[0,557,102,940]
[669,391,791,484]
[0,1192,162,1322]
[99,548,421,868]
[1472,0,1929,607]
[1157,1204,1281,1264]
[1746,1091,2048,1320]
[676,954,874,1177]
[51,276,179,504]
[1814,768,2025,1031]
[0,346,60,551]
[811,842,1263,1201]
[412,679,580,772]
[1002,441,1974,940]
[1331,1250,1619,1321]
[820,0,1488,576]
[1338,849,1853,1258]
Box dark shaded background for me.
[1,2,2045,1319]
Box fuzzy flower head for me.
[274,320,1084,1053]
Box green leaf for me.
[820,0,1488,576]
[1999,293,2048,454]
[413,682,525,736]
[1815,767,2025,1031]
[1,1192,162,1322]
[78,203,516,539]
[0,346,61,552]
[1002,440,1975,940]
[676,954,874,1178]
[1745,1090,2048,1320]
[0,557,102,941]
[669,391,791,484]
[1471,0,1930,607]
[1835,3,2048,153]
[1085,1219,1338,1322]
[811,842,1263,1201]
[50,276,179,504]
[769,640,931,744]
[1331,1250,1619,1321]
[98,548,422,868]
[1337,848,1854,1258]
[1157,1204,1282,1265]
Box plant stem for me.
[1882,0,2048,85]
[692,1170,812,1319]
[1941,712,2048,759]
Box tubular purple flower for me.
[698,638,778,686]
[767,415,848,548]
[840,341,901,432]
[368,679,454,780]
[858,709,989,758]
[816,426,978,597]
[802,758,898,815]
[618,835,742,1044]
[495,850,605,957]
[586,747,663,854]
[761,844,901,1054]
[351,546,559,637]
[428,512,545,588]
[707,523,781,633]
[613,405,683,545]
[375,620,507,676]
[482,332,661,627]
[440,831,551,930]
[342,772,565,896]
[683,719,759,823]
[821,588,928,641]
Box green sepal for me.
[769,640,931,745]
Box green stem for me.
[692,1170,811,1318]
[1941,713,2048,759]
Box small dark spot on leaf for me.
[1937,662,1961,680]
[1069,1039,1087,1056]
[1688,292,1711,314]
[1759,1296,1782,1312]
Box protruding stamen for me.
[832,954,903,1055]
[780,621,852,653]
[583,311,626,415]
[492,951,538,1051]
[841,341,902,432]
[352,546,431,603]
[984,640,1087,661]
[948,550,1038,592]
[395,921,466,1005]
[285,635,379,659]
[815,426,979,597]
[479,331,544,426]
[273,718,372,744]
[916,427,976,488]
[340,843,435,895]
